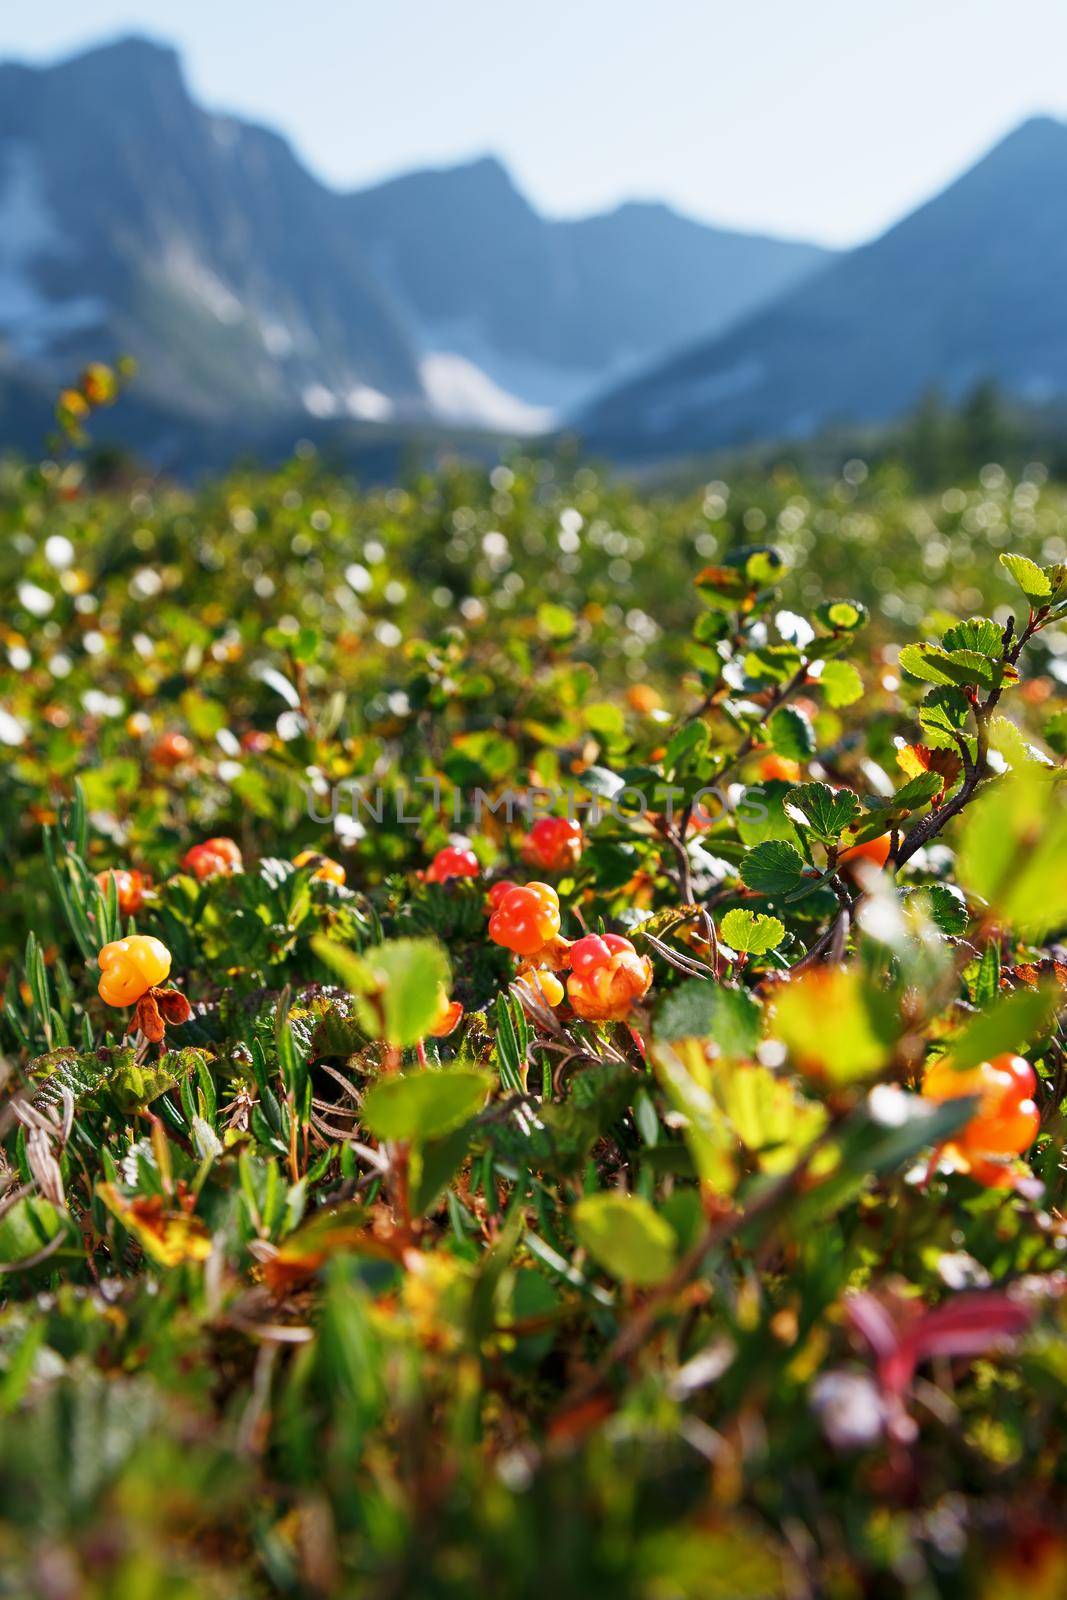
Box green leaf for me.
[898,644,993,689]
[1045,708,1067,758]
[947,983,1059,1072]
[716,1061,828,1174]
[572,1193,676,1287]
[719,908,785,956]
[957,769,1067,937]
[739,840,808,896]
[1000,551,1052,604]
[0,1198,72,1267]
[816,599,868,633]
[919,686,972,746]
[584,701,627,740]
[664,719,711,776]
[816,660,864,707]
[361,1068,490,1143]
[771,966,898,1084]
[579,765,626,801]
[883,772,944,812]
[537,601,575,640]
[768,705,815,760]
[785,782,860,842]
[735,782,803,848]
[904,884,969,935]
[655,980,761,1057]
[409,1123,478,1214]
[109,1048,202,1115]
[313,936,450,1047]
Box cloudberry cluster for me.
[424,844,481,884]
[922,1053,1040,1186]
[521,816,583,873]
[182,837,243,881]
[488,883,652,1022]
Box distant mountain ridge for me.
[0,34,831,464]
[578,115,1067,460]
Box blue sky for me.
[3,0,1065,247]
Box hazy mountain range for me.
[0,34,826,465]
[578,114,1067,460]
[0,34,1064,471]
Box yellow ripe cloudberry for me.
[521,816,583,872]
[293,850,346,886]
[424,844,480,884]
[566,933,652,1022]
[488,882,561,956]
[94,868,147,916]
[98,937,171,1007]
[182,837,243,880]
[519,967,565,1007]
[922,1053,1040,1185]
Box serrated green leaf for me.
[919,686,972,746]
[719,908,785,956]
[1000,551,1052,604]
[785,782,860,841]
[898,644,993,689]
[904,884,969,935]
[941,618,1002,657]
[739,840,808,896]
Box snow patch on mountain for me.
[0,144,104,356]
[419,352,552,432]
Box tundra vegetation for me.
[3,376,1067,1597]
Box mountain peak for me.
[39,32,189,108]
[49,32,182,76]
